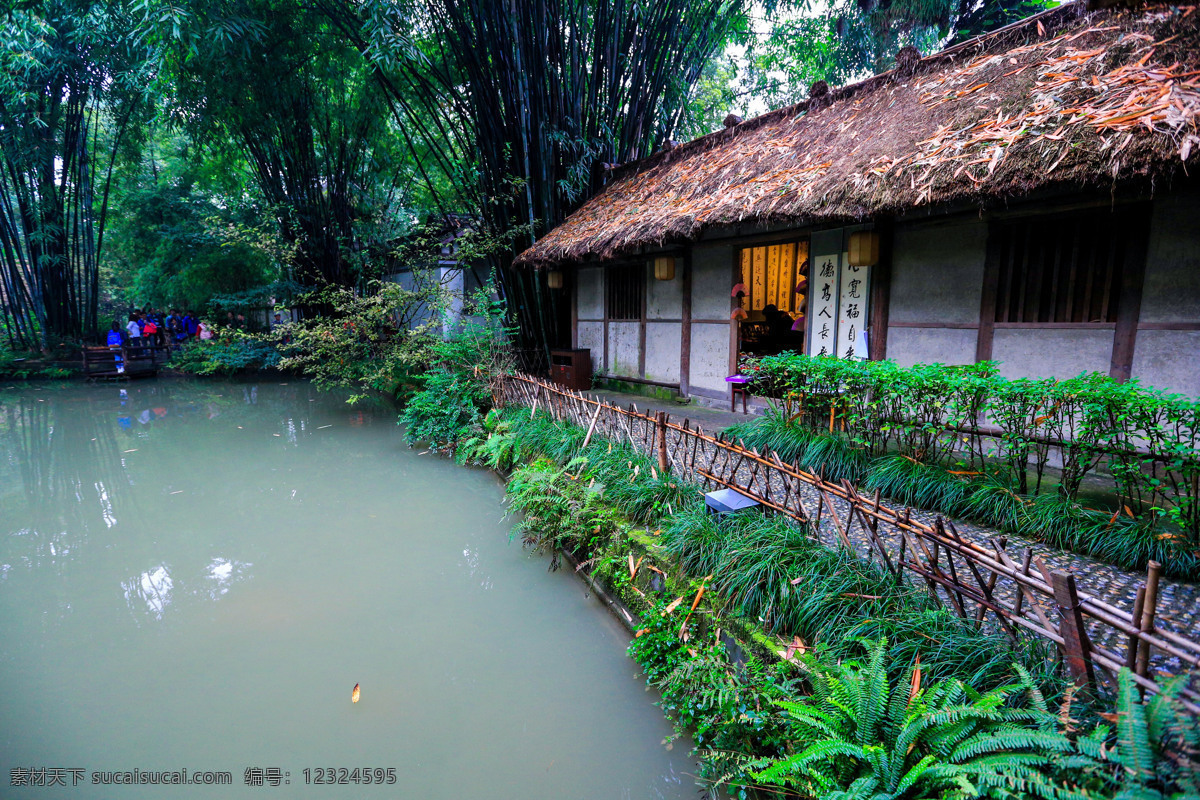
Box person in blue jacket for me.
[106,321,125,373]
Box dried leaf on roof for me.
[516,3,1200,268]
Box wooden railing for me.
[82,345,171,378]
[499,372,1200,710]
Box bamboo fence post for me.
[1051,572,1098,693]
[581,403,603,449]
[575,390,588,425]
[656,411,669,474]
[1135,560,1163,680]
[1125,586,1147,670]
[488,374,1200,698]
[933,518,969,617]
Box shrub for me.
[170,335,281,375]
[399,369,491,451]
[628,599,801,797]
[745,353,1200,548]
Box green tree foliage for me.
[101,136,279,312]
[274,281,444,399]
[320,0,752,362]
[950,0,1058,44]
[0,0,155,348]
[146,0,413,290]
[729,0,1054,111]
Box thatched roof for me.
[516,2,1200,268]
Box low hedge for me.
[725,405,1200,579]
[743,354,1199,540]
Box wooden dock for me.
[82,345,171,380]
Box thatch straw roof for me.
[516,2,1200,268]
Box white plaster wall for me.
[389,269,436,328]
[1141,192,1200,324]
[890,218,987,324]
[607,321,640,377]
[886,327,978,367]
[992,329,1113,380]
[577,266,604,319]
[644,322,681,384]
[577,321,604,375]
[646,258,683,320]
[1132,330,1200,398]
[692,244,734,319]
[690,322,731,393]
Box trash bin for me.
[550,348,592,391]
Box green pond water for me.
[0,379,698,799]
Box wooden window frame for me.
[604,262,645,322]
[977,203,1150,380]
[600,261,647,377]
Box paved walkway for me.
[592,387,1200,662]
[589,388,765,433]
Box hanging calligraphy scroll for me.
[806,248,840,357]
[836,260,870,360]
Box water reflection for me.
[460,546,494,590]
[204,557,251,600]
[0,379,367,613]
[123,564,173,620]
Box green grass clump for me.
[726,405,870,484]
[659,503,728,576]
[725,404,815,464]
[725,409,1200,580]
[864,453,971,512]
[659,503,1052,693]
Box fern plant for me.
[504,458,620,567]
[754,639,1085,800]
[1099,669,1200,800]
[457,409,524,470]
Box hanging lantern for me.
[653,255,675,281]
[848,231,880,267]
[547,269,564,289]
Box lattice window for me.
[992,209,1136,324]
[605,263,644,321]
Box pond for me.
[0,379,698,798]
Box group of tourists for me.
[105,308,294,351]
[106,309,212,351]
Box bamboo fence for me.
[499,372,1200,710]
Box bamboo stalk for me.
[581,403,603,449]
[1125,586,1146,670]
[1135,560,1163,679]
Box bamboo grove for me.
[1,0,1056,354]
